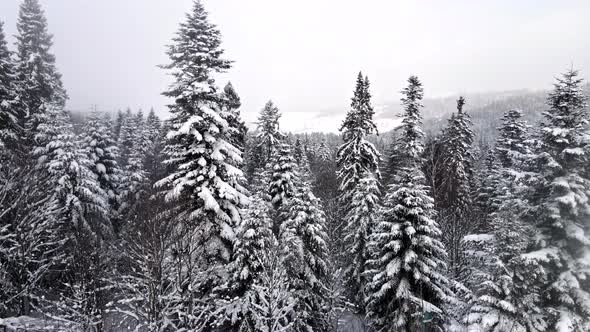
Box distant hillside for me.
[375,83,590,145]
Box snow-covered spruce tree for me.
[256,100,284,164]
[156,1,247,329]
[269,143,297,210]
[143,108,163,176]
[464,108,549,331]
[0,21,20,150]
[465,208,547,331]
[439,98,475,210]
[293,138,305,164]
[495,109,531,169]
[113,109,125,142]
[15,0,66,140]
[280,173,331,331]
[365,76,453,331]
[34,104,110,239]
[523,69,590,330]
[342,170,380,312]
[472,149,502,229]
[439,97,475,277]
[119,110,150,223]
[228,191,273,297]
[337,72,381,311]
[32,103,112,329]
[79,111,122,231]
[337,72,380,195]
[316,138,332,162]
[117,108,135,168]
[214,186,275,329]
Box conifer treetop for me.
[398,75,425,165]
[340,71,378,138]
[16,0,67,108]
[163,0,231,103]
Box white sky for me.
[0,0,588,132]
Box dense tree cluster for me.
[0,1,589,331]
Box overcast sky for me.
[0,0,589,131]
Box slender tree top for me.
[0,21,11,68]
[544,69,588,134]
[163,0,231,103]
[16,0,51,58]
[15,0,67,108]
[542,69,588,172]
[0,21,19,146]
[456,96,466,114]
[223,81,241,109]
[340,71,378,139]
[397,75,425,166]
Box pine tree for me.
[15,0,67,139]
[365,76,453,331]
[316,138,332,162]
[342,171,380,311]
[441,96,474,210]
[214,187,275,329]
[465,109,547,331]
[228,190,273,299]
[269,143,297,210]
[156,1,246,328]
[117,108,135,168]
[144,108,163,176]
[113,109,125,142]
[257,100,284,163]
[524,69,590,330]
[79,111,122,231]
[0,21,20,150]
[280,176,330,331]
[32,104,111,328]
[337,72,380,195]
[34,104,110,239]
[439,97,475,277]
[120,110,150,222]
[337,72,381,310]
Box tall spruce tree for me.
[117,108,135,168]
[439,97,475,277]
[156,1,247,328]
[365,76,453,331]
[337,72,381,310]
[0,21,20,149]
[269,143,297,211]
[465,109,548,331]
[79,111,122,231]
[524,69,590,330]
[257,100,284,163]
[280,173,330,331]
[337,72,380,194]
[15,0,66,140]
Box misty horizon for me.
[0,0,588,132]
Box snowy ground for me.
[0,316,79,331]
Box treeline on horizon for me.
[1,1,589,332]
